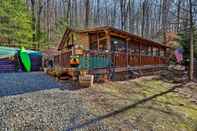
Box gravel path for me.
[0,72,63,97]
[0,72,107,131]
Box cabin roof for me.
[77,26,170,48]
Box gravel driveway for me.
[0,72,63,97]
[0,72,107,131]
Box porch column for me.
[139,40,141,65]
[158,46,160,64]
[105,30,112,80]
[126,38,130,67]
[96,32,100,50]
[105,30,111,51]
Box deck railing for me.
[55,51,167,70]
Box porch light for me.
[113,41,118,44]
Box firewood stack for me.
[160,65,188,83]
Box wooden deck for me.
[89,64,167,74]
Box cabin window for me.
[128,43,139,54]
[111,37,126,52]
[148,46,152,56]
[156,48,160,56]
[90,42,97,50]
[89,32,107,51]
[153,47,158,56]
[160,49,165,57]
[98,39,107,50]
[140,47,145,55]
[89,33,97,50]
[141,46,149,56]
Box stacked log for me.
[160,65,188,83]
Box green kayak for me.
[19,48,31,72]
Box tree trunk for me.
[177,0,181,32]
[96,0,100,25]
[111,1,117,26]
[141,1,145,37]
[85,0,90,27]
[128,0,135,32]
[162,0,168,44]
[30,0,36,49]
[67,0,71,25]
[47,0,51,42]
[37,0,43,50]
[189,0,193,80]
[74,0,78,26]
[120,0,127,30]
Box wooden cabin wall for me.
[78,33,90,49]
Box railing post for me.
[158,46,160,64]
[139,41,141,66]
[126,38,130,69]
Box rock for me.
[160,65,188,83]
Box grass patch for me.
[79,76,197,130]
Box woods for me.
[0,0,32,47]
[0,0,197,79]
[0,0,196,47]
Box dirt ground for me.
[0,73,197,131]
[78,76,197,131]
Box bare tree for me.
[37,0,44,50]
[162,0,168,44]
[176,0,181,32]
[30,0,36,45]
[85,0,90,27]
[189,0,194,80]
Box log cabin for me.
[49,26,171,80]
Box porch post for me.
[139,40,141,65]
[126,38,130,68]
[105,30,111,51]
[158,46,160,64]
[105,30,112,80]
[96,32,100,50]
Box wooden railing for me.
[113,53,167,67]
[54,51,72,67]
[54,50,167,69]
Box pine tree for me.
[0,0,32,48]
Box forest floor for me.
[0,73,196,131]
[78,76,197,131]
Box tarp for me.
[0,47,18,59]
[0,46,42,59]
[0,46,42,72]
